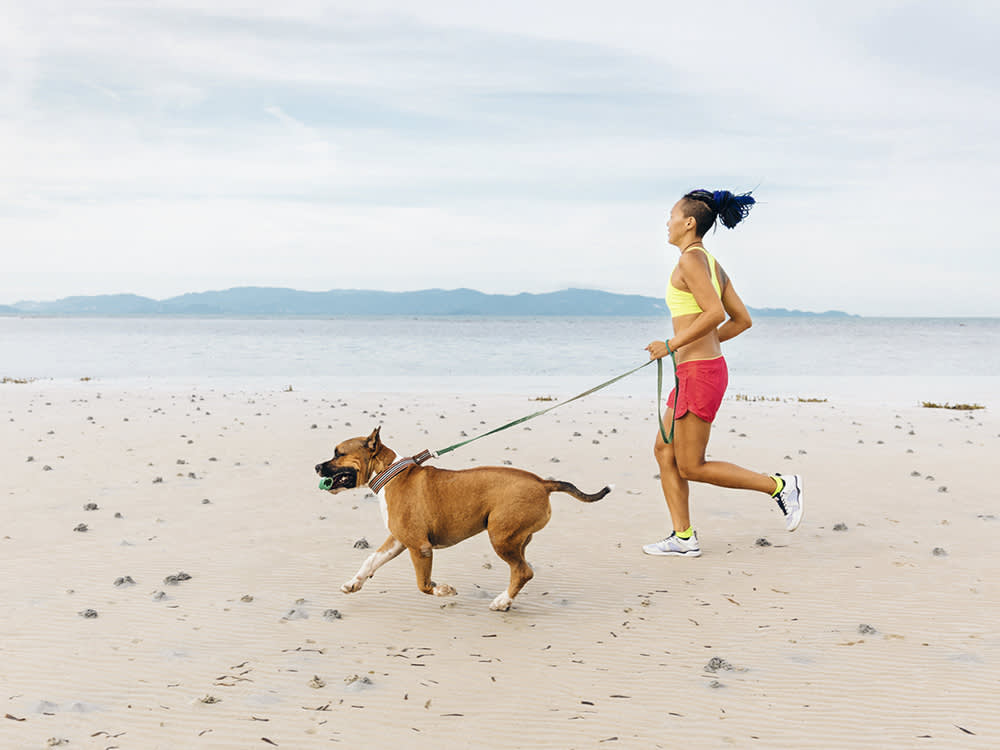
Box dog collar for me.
[368,449,435,493]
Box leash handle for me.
[657,350,679,445]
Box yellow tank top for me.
[666,246,722,317]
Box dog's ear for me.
[365,426,382,453]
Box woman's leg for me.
[672,413,777,494]
[653,407,692,533]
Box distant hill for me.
[10,294,163,316]
[2,287,855,318]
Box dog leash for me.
[434,357,670,457]
[364,352,679,492]
[656,350,678,445]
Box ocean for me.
[2,316,998,407]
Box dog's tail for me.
[544,481,614,503]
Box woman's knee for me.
[653,437,673,464]
[676,456,705,481]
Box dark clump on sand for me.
[705,657,735,673]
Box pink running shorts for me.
[666,356,729,423]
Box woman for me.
[643,189,802,557]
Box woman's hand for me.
[646,340,673,360]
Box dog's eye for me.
[333,449,342,458]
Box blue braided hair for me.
[682,189,756,234]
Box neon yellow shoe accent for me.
[770,475,784,498]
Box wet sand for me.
[2,382,998,748]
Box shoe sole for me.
[642,546,702,557]
[786,475,803,532]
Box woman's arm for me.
[664,251,725,351]
[717,270,752,343]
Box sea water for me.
[2,316,998,407]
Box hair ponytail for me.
[711,190,755,229]
[682,189,756,234]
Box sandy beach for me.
[2,380,998,749]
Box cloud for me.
[1,0,999,315]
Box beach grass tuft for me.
[2,377,36,384]
[797,397,828,403]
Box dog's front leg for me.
[342,535,405,594]
[408,544,458,597]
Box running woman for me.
[643,189,802,557]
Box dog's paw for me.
[432,583,458,597]
[489,591,513,611]
[341,579,363,594]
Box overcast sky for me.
[3,0,998,315]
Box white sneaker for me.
[642,531,701,557]
[774,474,803,531]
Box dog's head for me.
[314,426,396,494]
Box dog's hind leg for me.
[488,532,536,611]
[342,535,405,594]
[408,544,458,598]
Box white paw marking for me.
[433,583,458,597]
[489,591,513,611]
[342,579,363,593]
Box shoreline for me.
[5,372,999,410]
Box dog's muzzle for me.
[315,464,358,492]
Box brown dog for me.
[314,427,611,611]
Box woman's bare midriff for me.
[671,313,723,363]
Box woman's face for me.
[666,201,691,247]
